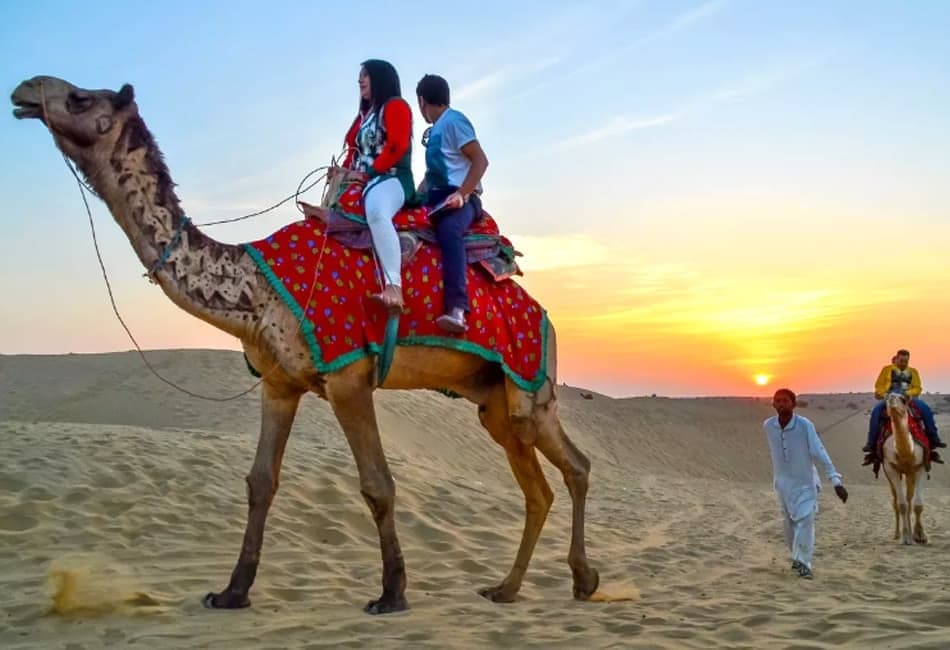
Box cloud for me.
[708,51,834,103]
[512,234,615,272]
[541,48,832,155]
[548,111,684,151]
[453,57,561,103]
[665,0,730,35]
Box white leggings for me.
[363,176,404,288]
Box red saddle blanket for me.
[242,219,548,391]
[878,402,930,455]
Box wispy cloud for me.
[541,49,832,154]
[665,0,729,35]
[514,0,731,102]
[548,112,683,151]
[511,234,615,272]
[454,57,561,103]
[708,51,834,103]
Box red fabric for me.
[342,113,361,169]
[879,402,930,454]
[244,219,546,388]
[370,98,412,174]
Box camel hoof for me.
[364,596,408,615]
[203,591,250,609]
[572,567,600,601]
[478,585,518,603]
[915,534,929,545]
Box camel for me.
[11,76,600,614]
[881,393,928,545]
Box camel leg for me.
[477,387,554,603]
[327,377,407,614]
[896,469,914,546]
[885,471,900,541]
[530,391,600,600]
[911,468,927,544]
[204,383,302,608]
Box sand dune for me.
[2,350,950,648]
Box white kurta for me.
[764,414,843,569]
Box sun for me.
[754,374,771,386]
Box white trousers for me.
[363,175,404,288]
[782,505,817,569]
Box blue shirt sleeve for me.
[446,111,477,150]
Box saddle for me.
[871,402,932,477]
[299,176,522,283]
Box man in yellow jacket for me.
[863,349,944,463]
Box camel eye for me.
[66,92,94,114]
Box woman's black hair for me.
[360,59,402,115]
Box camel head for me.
[11,76,136,171]
[886,392,909,420]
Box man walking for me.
[764,388,848,579]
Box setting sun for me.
[754,374,771,386]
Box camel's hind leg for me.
[327,371,407,615]
[911,467,927,544]
[477,385,554,603]
[885,464,913,545]
[884,467,900,541]
[204,382,302,609]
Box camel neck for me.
[84,115,260,339]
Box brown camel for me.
[881,393,928,545]
[11,76,600,614]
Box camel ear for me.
[113,84,135,110]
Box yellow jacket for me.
[874,364,922,399]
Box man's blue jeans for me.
[427,187,481,313]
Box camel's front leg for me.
[328,376,407,614]
[204,383,302,609]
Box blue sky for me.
[2,1,949,396]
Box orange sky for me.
[514,200,950,396]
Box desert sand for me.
[2,349,950,649]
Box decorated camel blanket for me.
[242,186,548,391]
[879,402,930,454]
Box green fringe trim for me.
[242,243,548,392]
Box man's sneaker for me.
[932,451,944,464]
[791,560,802,571]
[436,308,467,334]
[797,564,814,580]
[862,443,874,453]
[936,441,948,448]
[862,452,879,466]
